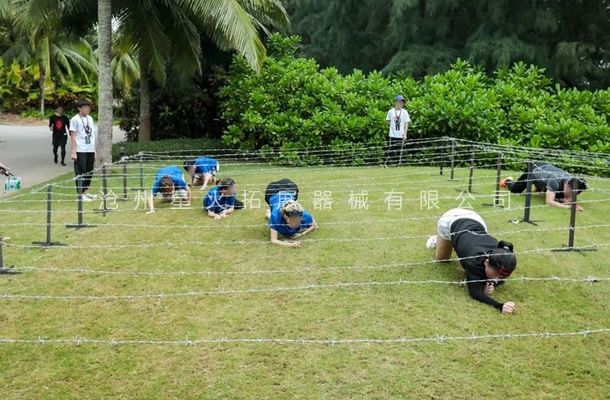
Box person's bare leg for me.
[435,237,453,262]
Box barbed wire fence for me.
[0,136,608,346]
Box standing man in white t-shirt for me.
[384,95,411,167]
[69,99,97,201]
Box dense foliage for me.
[287,0,610,89]
[220,35,609,165]
[0,59,95,113]
[117,68,227,142]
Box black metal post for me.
[94,164,111,215]
[523,162,534,223]
[139,152,144,191]
[552,178,597,253]
[120,143,128,201]
[449,139,455,180]
[66,177,97,229]
[122,158,128,200]
[467,147,475,193]
[494,152,502,206]
[509,161,540,225]
[32,184,66,246]
[482,152,503,208]
[0,237,18,274]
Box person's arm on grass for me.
[207,209,223,220]
[292,218,318,239]
[200,173,213,190]
[466,275,515,314]
[147,193,156,214]
[270,229,300,248]
[545,191,582,211]
[186,184,192,203]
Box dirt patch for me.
[0,113,47,126]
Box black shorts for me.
[52,133,68,146]
[264,179,299,206]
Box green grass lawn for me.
[0,162,609,399]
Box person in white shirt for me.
[384,95,411,167]
[69,99,96,201]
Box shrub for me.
[220,35,610,164]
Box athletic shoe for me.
[61,162,66,166]
[81,195,93,202]
[84,193,97,201]
[426,235,438,249]
[499,176,513,189]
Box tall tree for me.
[113,0,289,142]
[97,0,113,165]
[288,0,610,88]
[2,0,97,113]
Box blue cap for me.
[394,95,405,102]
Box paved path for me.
[0,124,125,190]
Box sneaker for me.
[426,235,438,249]
[61,161,66,166]
[81,195,93,202]
[84,193,97,201]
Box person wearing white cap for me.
[384,95,411,167]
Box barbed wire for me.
[9,243,610,277]
[2,223,608,248]
[0,275,607,302]
[1,195,608,216]
[0,328,607,346]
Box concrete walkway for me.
[0,124,125,189]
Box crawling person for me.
[426,208,517,314]
[148,166,191,213]
[501,162,587,211]
[183,157,219,190]
[264,178,317,248]
[204,178,237,219]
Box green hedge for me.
[220,35,610,164]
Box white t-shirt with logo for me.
[69,114,96,152]
[386,108,411,139]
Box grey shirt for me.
[531,163,572,199]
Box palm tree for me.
[1,1,97,113]
[97,0,113,166]
[114,0,289,142]
[16,0,290,162]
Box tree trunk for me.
[39,69,45,115]
[138,54,152,142]
[96,0,114,166]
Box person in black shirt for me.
[48,106,70,166]
[426,208,517,314]
[500,162,587,211]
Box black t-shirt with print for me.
[49,115,70,136]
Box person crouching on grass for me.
[183,156,219,190]
[147,165,191,213]
[264,178,317,248]
[204,178,237,219]
[426,208,517,314]
[500,162,587,211]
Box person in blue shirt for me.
[204,178,237,219]
[148,166,191,213]
[183,157,219,190]
[265,179,317,248]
